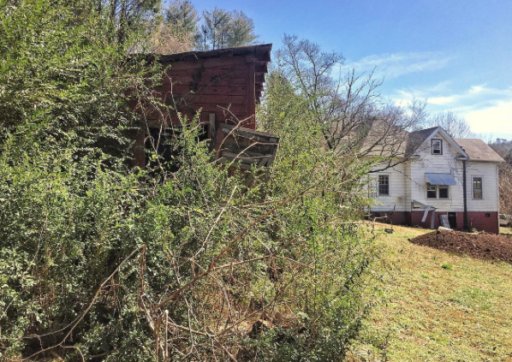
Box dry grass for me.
[501,226,512,235]
[351,224,512,361]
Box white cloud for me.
[428,96,456,105]
[424,84,504,106]
[390,84,512,138]
[468,85,485,94]
[463,100,512,135]
[343,52,451,79]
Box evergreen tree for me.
[226,10,258,47]
[164,0,198,37]
[196,8,258,50]
[196,7,231,50]
[105,0,161,44]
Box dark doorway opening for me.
[448,212,457,229]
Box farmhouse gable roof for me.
[455,138,505,162]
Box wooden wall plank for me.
[164,56,247,70]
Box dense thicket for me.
[0,1,379,361]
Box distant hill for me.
[489,138,512,160]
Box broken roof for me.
[455,138,505,162]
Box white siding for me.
[370,162,408,212]
[404,162,412,208]
[367,133,501,214]
[466,161,500,212]
[409,136,464,211]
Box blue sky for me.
[190,0,512,139]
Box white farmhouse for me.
[369,126,504,233]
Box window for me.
[427,183,437,198]
[431,139,443,155]
[378,175,389,196]
[427,183,449,199]
[473,177,483,199]
[438,186,449,199]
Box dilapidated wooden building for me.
[132,44,278,170]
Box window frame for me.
[378,174,390,196]
[472,176,483,199]
[438,185,449,199]
[431,139,443,155]
[426,183,437,198]
[426,183,450,199]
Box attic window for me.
[431,139,442,155]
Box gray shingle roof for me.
[360,120,408,157]
[355,123,503,163]
[455,138,505,162]
[405,127,439,156]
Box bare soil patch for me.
[409,229,512,264]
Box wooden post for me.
[209,113,216,139]
[245,56,256,128]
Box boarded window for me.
[378,175,389,196]
[431,139,442,155]
[473,177,483,199]
[427,183,437,198]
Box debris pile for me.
[409,229,512,264]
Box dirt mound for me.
[409,229,512,264]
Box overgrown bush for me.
[1,118,379,361]
[0,1,381,360]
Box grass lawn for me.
[501,226,512,235]
[352,224,512,361]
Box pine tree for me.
[164,0,198,39]
[226,10,258,47]
[196,8,258,50]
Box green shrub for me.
[0,1,380,360]
[442,263,453,270]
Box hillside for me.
[351,225,512,361]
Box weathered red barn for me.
[132,44,278,169]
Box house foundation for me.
[369,211,499,234]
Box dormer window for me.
[431,139,443,155]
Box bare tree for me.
[427,111,474,138]
[274,35,417,166]
[408,98,430,131]
[405,99,473,139]
[498,160,512,215]
[489,139,512,214]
